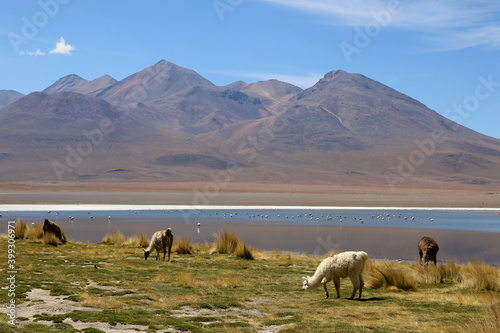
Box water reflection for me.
[2,208,499,264]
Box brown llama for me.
[143,228,173,261]
[43,219,67,244]
[418,236,439,265]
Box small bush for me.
[215,231,239,254]
[234,239,254,260]
[14,220,27,239]
[175,238,193,255]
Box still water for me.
[2,207,499,264]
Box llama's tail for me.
[358,251,368,262]
[357,251,369,269]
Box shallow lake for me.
[2,207,500,264]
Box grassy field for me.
[0,224,499,333]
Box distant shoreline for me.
[1,183,500,209]
[1,204,499,212]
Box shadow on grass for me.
[356,297,384,302]
[329,297,384,302]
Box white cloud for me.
[19,49,46,56]
[20,37,76,56]
[256,0,500,50]
[49,37,76,55]
[431,25,500,51]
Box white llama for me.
[302,251,368,299]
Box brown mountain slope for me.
[1,61,499,188]
[97,60,215,104]
[0,91,236,182]
[201,70,500,186]
[42,74,117,96]
[0,90,24,109]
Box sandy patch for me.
[9,288,93,319]
[170,301,294,333]
[0,288,177,332]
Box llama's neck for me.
[145,239,156,252]
[306,268,325,290]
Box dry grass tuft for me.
[43,232,60,246]
[367,261,417,291]
[325,248,339,257]
[14,220,27,239]
[174,237,193,255]
[438,261,463,283]
[418,263,441,284]
[79,292,125,309]
[102,226,128,245]
[153,274,171,283]
[177,272,195,287]
[125,232,149,248]
[215,230,239,254]
[461,260,499,292]
[194,241,214,252]
[24,223,45,241]
[234,239,254,260]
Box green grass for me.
[0,232,499,332]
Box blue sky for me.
[1,0,500,139]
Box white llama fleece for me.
[302,251,368,299]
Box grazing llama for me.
[43,219,66,244]
[418,236,439,265]
[143,228,173,262]
[302,251,368,299]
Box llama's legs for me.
[323,283,329,299]
[419,251,423,265]
[156,250,160,260]
[333,276,341,298]
[167,246,171,262]
[359,273,364,299]
[349,275,360,299]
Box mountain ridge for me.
[1,60,499,188]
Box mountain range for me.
[1,60,500,189]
